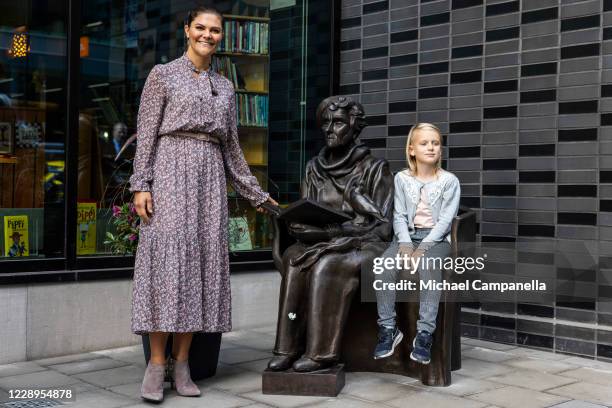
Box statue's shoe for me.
[267,355,298,371]
[292,357,334,372]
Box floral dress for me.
[129,54,269,334]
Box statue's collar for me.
[315,142,370,176]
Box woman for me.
[373,123,460,364]
[129,6,278,402]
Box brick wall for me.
[339,0,612,360]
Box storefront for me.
[0,0,341,280]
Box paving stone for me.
[557,367,612,387]
[250,325,276,335]
[72,365,145,388]
[34,352,101,367]
[386,388,488,408]
[142,389,253,407]
[506,347,571,361]
[219,347,273,365]
[235,358,270,374]
[547,382,612,406]
[550,400,608,408]
[367,371,420,384]
[463,347,518,363]
[70,382,103,394]
[0,369,81,390]
[0,361,47,378]
[240,390,331,408]
[201,369,262,394]
[93,346,146,367]
[50,357,130,375]
[454,358,516,379]
[93,345,141,358]
[340,375,419,402]
[468,385,569,408]
[62,389,137,408]
[107,381,142,399]
[410,373,506,396]
[223,330,266,342]
[305,395,391,407]
[221,340,242,350]
[6,331,612,408]
[208,363,249,378]
[461,338,517,351]
[505,357,579,373]
[560,357,612,371]
[223,334,275,352]
[487,369,577,391]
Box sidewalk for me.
[1,327,612,408]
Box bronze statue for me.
[268,96,394,372]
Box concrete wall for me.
[0,270,280,364]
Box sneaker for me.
[373,326,403,359]
[410,330,433,364]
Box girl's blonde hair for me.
[405,123,443,174]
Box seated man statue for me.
[268,96,394,372]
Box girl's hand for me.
[410,248,425,261]
[257,196,279,214]
[398,243,414,258]
[134,191,154,224]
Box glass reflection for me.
[0,1,67,258]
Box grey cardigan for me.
[393,168,461,246]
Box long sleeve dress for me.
[129,54,269,334]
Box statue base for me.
[262,364,345,397]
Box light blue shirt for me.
[393,168,461,246]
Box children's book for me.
[77,201,97,254]
[229,216,253,251]
[4,215,28,257]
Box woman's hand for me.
[134,191,154,224]
[256,196,279,215]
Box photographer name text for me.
[373,279,547,293]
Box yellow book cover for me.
[4,215,28,257]
[241,63,267,92]
[77,201,97,254]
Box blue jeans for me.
[375,228,451,334]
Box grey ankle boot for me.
[141,361,166,402]
[169,358,201,397]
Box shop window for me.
[0,2,68,259]
[77,1,274,256]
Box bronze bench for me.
[338,206,476,386]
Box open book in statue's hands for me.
[263,198,352,226]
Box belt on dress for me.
[162,131,221,145]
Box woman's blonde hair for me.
[405,123,443,174]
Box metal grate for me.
[4,400,62,408]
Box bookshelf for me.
[215,11,271,250]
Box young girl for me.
[373,123,461,364]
